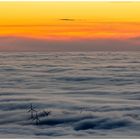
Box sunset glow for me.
[0,2,140,51]
[0,2,140,39]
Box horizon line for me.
[0,21,140,27]
[0,0,140,2]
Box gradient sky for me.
[0,2,140,51]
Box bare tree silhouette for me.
[27,103,37,119]
[27,103,52,125]
[33,112,40,125]
[43,110,51,117]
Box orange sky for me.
[0,2,140,41]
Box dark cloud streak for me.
[59,19,75,21]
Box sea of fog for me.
[0,52,140,138]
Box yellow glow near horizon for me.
[0,2,140,40]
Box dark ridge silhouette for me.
[74,118,130,131]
